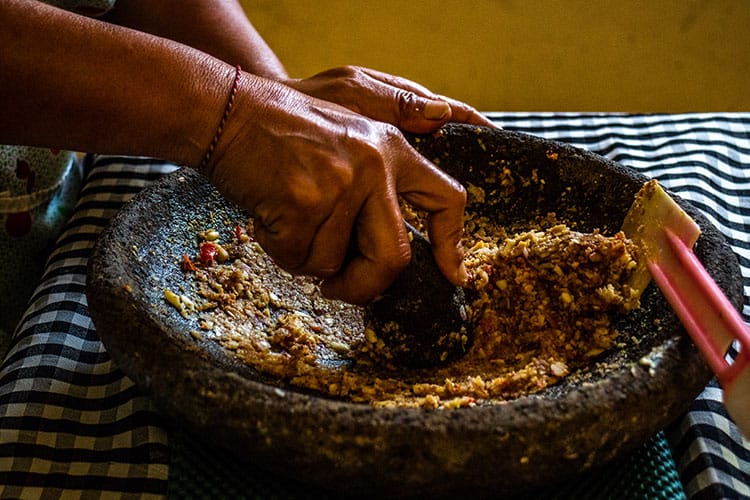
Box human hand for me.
[204,71,468,304]
[283,65,495,134]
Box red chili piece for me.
[182,253,196,272]
[199,242,216,265]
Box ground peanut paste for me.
[166,204,640,409]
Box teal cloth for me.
[534,431,686,499]
[167,429,685,499]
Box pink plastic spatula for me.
[622,180,750,437]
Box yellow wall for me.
[242,0,749,112]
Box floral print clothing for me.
[0,148,82,337]
[1,0,117,340]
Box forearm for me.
[0,0,252,166]
[102,0,287,79]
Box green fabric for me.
[530,432,686,500]
[167,429,685,499]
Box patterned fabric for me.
[0,157,176,498]
[0,0,117,341]
[0,114,747,498]
[0,147,81,338]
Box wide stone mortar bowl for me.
[87,124,744,497]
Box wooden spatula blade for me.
[621,179,701,299]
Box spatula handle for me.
[648,228,750,386]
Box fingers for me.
[254,206,355,279]
[321,183,411,305]
[394,148,469,287]
[323,133,468,303]
[289,199,357,278]
[426,208,469,287]
[252,205,316,271]
[432,94,497,128]
[288,66,494,134]
[355,67,496,131]
[249,189,324,271]
[252,170,357,277]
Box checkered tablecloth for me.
[0,113,747,498]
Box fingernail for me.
[423,100,451,120]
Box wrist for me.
[161,57,238,169]
[198,65,242,176]
[199,70,291,179]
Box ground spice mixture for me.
[166,199,641,409]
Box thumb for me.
[395,93,452,133]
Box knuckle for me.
[325,66,364,91]
[435,225,465,252]
[252,213,310,269]
[328,161,356,194]
[291,188,323,213]
[383,241,412,275]
[450,181,467,205]
[348,129,390,175]
[376,121,406,150]
[283,177,329,213]
[396,90,419,117]
[324,65,362,79]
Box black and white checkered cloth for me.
[0,113,747,498]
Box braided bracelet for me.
[199,64,242,175]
